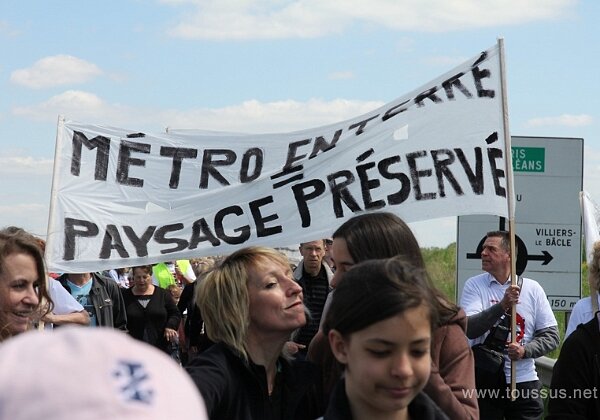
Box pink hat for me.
[0,327,207,420]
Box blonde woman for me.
[185,246,323,419]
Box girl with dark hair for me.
[308,212,478,419]
[321,257,448,420]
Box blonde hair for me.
[196,246,290,360]
[166,284,181,299]
[190,257,216,278]
[589,241,600,291]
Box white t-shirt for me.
[107,269,129,288]
[460,272,557,383]
[565,293,600,339]
[46,278,85,330]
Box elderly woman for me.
[122,265,181,353]
[0,229,52,341]
[185,246,323,420]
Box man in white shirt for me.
[460,230,559,420]
[43,278,89,329]
[565,240,600,339]
[565,293,600,339]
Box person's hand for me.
[164,328,178,342]
[284,341,306,355]
[500,284,520,312]
[36,301,54,324]
[507,342,525,360]
[174,265,185,281]
[41,312,57,324]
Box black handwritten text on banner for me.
[46,45,507,272]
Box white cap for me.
[0,327,208,420]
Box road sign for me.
[457,136,583,310]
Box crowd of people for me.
[0,212,598,419]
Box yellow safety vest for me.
[153,260,191,288]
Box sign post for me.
[457,136,584,310]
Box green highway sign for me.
[512,146,545,172]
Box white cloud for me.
[13,91,384,133]
[328,71,355,80]
[0,156,53,175]
[163,0,577,40]
[164,98,385,132]
[10,55,103,89]
[166,0,346,39]
[12,90,135,125]
[526,114,593,128]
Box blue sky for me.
[1,0,598,247]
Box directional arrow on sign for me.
[466,249,553,265]
[527,250,553,265]
[465,231,554,276]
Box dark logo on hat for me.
[113,360,154,404]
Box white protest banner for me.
[580,191,600,312]
[581,191,600,261]
[46,43,508,273]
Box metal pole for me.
[498,37,517,400]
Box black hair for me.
[323,257,438,336]
[332,212,459,325]
[333,212,424,267]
